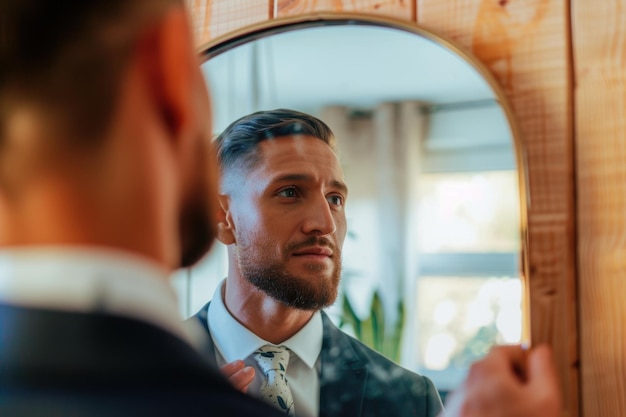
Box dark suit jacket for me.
[0,302,283,417]
[188,302,444,417]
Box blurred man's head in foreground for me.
[0,0,218,268]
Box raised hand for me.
[442,344,561,417]
[221,360,255,393]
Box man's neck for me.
[0,166,173,270]
[222,277,315,345]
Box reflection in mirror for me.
[173,22,521,393]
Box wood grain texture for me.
[418,1,577,416]
[185,0,269,47]
[276,0,413,20]
[573,1,626,416]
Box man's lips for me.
[292,247,333,257]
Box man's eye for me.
[327,195,344,206]
[277,187,297,198]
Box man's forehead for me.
[256,137,340,169]
[257,134,332,150]
[267,172,348,191]
[251,136,346,188]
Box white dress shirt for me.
[0,247,201,347]
[208,280,323,417]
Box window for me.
[406,170,522,391]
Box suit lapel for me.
[184,301,218,365]
[319,312,367,417]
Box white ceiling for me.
[202,25,500,133]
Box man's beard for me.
[238,236,342,310]
[178,190,215,268]
[178,138,218,268]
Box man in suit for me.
[186,109,444,417]
[0,1,283,415]
[0,1,562,415]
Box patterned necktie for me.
[253,345,295,416]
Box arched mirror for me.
[173,13,528,395]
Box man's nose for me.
[301,194,337,236]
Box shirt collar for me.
[0,246,193,345]
[208,279,323,369]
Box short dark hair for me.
[215,109,336,180]
[0,0,177,146]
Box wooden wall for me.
[185,1,626,416]
[573,0,626,416]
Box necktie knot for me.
[254,345,290,373]
[253,345,294,416]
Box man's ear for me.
[216,194,236,245]
[137,5,203,146]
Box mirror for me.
[174,14,526,394]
